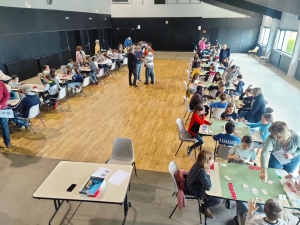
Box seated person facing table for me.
[209,93,229,110]
[40,75,59,109]
[99,55,112,74]
[68,68,83,92]
[212,120,241,146]
[231,74,245,97]
[9,84,40,129]
[40,65,50,83]
[215,84,229,98]
[189,74,204,94]
[187,104,213,156]
[50,69,66,88]
[191,63,203,78]
[67,59,73,68]
[187,150,222,219]
[189,86,215,116]
[89,57,98,85]
[8,75,20,88]
[238,87,253,113]
[207,79,224,91]
[220,103,238,121]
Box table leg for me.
[122,194,131,225]
[49,199,64,225]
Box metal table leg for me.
[49,199,64,225]
[122,194,131,225]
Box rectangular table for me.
[58,74,73,81]
[33,161,133,225]
[207,162,300,209]
[205,82,235,90]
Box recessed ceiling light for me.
[104,18,107,20]
[89,18,92,20]
[66,17,69,19]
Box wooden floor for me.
[1,58,232,172]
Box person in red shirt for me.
[187,103,212,156]
[0,81,11,147]
[143,43,154,56]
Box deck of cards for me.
[228,182,237,200]
[252,188,258,195]
[224,175,231,180]
[249,165,261,170]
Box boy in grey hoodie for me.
[144,51,155,84]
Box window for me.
[260,27,270,46]
[274,30,298,54]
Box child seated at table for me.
[192,55,200,69]
[235,198,287,225]
[50,69,66,88]
[82,56,89,67]
[8,75,20,88]
[212,121,241,146]
[67,59,73,68]
[89,57,98,86]
[215,84,228,97]
[244,113,273,143]
[186,150,222,219]
[191,63,202,78]
[189,74,204,94]
[220,103,238,121]
[231,74,245,97]
[209,93,228,109]
[68,68,83,93]
[207,78,224,91]
[112,49,118,58]
[205,66,216,81]
[187,104,213,156]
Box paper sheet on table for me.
[272,150,291,165]
[108,170,130,186]
[91,167,112,179]
[0,109,14,118]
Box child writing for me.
[220,103,238,121]
[244,113,273,143]
[187,104,213,156]
[186,150,222,219]
[212,121,241,146]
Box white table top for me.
[58,74,73,81]
[33,161,133,204]
[80,67,91,72]
[206,162,222,197]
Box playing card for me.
[261,189,268,195]
[252,188,258,195]
[224,176,231,180]
[256,198,264,203]
[242,184,248,191]
[220,163,227,167]
[279,194,286,200]
[267,180,274,184]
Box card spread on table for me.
[261,189,268,195]
[228,182,237,200]
[224,175,231,180]
[252,188,258,195]
[249,165,261,170]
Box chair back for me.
[168,161,179,194]
[61,66,67,74]
[183,81,188,91]
[110,62,116,70]
[212,107,225,119]
[111,137,134,160]
[207,75,214,82]
[265,51,271,59]
[82,77,90,87]
[28,104,40,119]
[123,57,128,65]
[183,96,191,112]
[58,87,67,100]
[186,70,191,80]
[216,144,232,160]
[97,69,104,78]
[176,118,188,141]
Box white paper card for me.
[108,170,130,186]
[91,167,112,179]
[272,150,291,165]
[0,109,14,118]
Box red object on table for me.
[33,86,37,88]
[210,163,214,170]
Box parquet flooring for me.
[0,58,236,172]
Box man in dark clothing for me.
[189,86,215,116]
[219,44,230,63]
[9,84,40,129]
[127,47,138,87]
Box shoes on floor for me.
[129,84,133,86]
[200,206,215,219]
[144,82,148,85]
[225,199,232,209]
[233,216,239,225]
[187,146,193,156]
[134,85,138,88]
[5,144,12,148]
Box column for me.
[287,19,300,77]
[266,18,280,54]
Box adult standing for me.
[198,37,204,50]
[76,46,83,64]
[144,43,154,56]
[222,65,241,86]
[0,81,11,148]
[95,40,100,54]
[127,47,138,87]
[199,38,206,51]
[239,87,266,123]
[219,44,230,62]
[260,121,300,182]
[135,44,143,82]
[124,37,133,48]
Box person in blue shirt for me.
[231,74,245,97]
[209,93,229,109]
[135,44,143,82]
[124,37,133,48]
[68,68,83,93]
[244,113,273,143]
[212,121,241,146]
